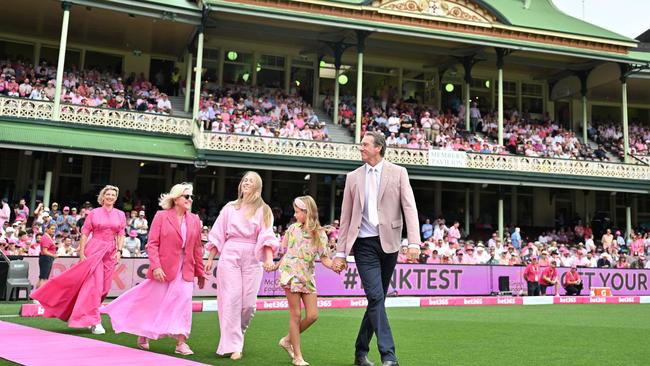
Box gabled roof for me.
[480,0,633,43]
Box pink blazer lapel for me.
[378,163,391,202]
[356,167,365,211]
[166,209,182,239]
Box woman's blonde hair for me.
[295,195,323,249]
[159,182,193,209]
[97,185,119,205]
[232,171,272,228]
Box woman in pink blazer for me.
[101,183,205,356]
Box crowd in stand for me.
[0,58,174,115]
[404,218,650,270]
[197,85,331,141]
[324,94,648,162]
[590,120,650,159]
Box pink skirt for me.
[101,257,194,339]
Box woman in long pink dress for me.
[205,171,278,360]
[31,185,125,334]
[101,183,205,355]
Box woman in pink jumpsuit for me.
[31,185,125,334]
[101,183,205,355]
[205,171,278,360]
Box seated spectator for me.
[124,230,141,257]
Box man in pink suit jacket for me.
[333,131,420,366]
[146,208,205,284]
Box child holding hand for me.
[272,195,334,366]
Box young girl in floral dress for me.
[272,195,334,366]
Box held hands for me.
[205,259,214,272]
[332,257,347,274]
[262,259,276,272]
[197,276,205,289]
[153,267,167,282]
[406,247,420,262]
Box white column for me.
[498,195,504,243]
[52,2,72,121]
[284,56,291,94]
[497,67,504,146]
[355,51,364,143]
[622,79,630,163]
[333,67,340,125]
[582,95,588,144]
[184,51,192,113]
[192,30,204,120]
[43,171,53,208]
[464,81,470,132]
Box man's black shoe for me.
[354,355,375,366]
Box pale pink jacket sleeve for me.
[207,205,229,254]
[254,209,279,262]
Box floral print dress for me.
[279,223,329,293]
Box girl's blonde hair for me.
[97,185,119,205]
[159,182,193,209]
[232,171,272,228]
[294,195,323,249]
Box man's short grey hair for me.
[364,131,386,157]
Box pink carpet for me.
[0,321,210,366]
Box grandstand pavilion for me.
[1,0,650,240]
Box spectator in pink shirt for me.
[539,261,559,296]
[523,256,541,296]
[447,221,461,248]
[563,265,583,295]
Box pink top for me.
[81,207,126,242]
[208,203,279,261]
[523,263,541,282]
[40,234,56,255]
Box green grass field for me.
[1,304,649,365]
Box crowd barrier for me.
[22,257,650,297]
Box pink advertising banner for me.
[23,257,650,297]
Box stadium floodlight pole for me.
[52,1,72,121]
[355,31,370,144]
[619,64,630,164]
[192,25,204,121]
[184,50,192,113]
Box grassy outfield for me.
[1,304,649,365]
